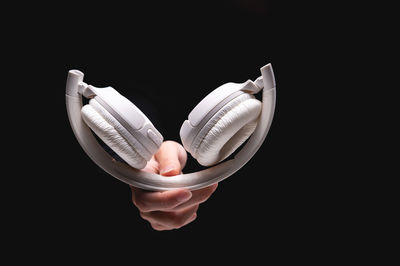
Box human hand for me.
[131,141,218,231]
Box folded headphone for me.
[66,63,276,191]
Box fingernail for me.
[176,190,192,203]
[160,166,177,176]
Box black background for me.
[3,0,375,261]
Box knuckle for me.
[187,213,197,225]
[131,194,137,206]
[151,223,166,231]
[134,199,151,212]
[163,212,179,227]
[139,211,149,221]
[199,186,217,202]
[197,193,213,204]
[169,213,190,228]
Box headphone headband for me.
[65,64,276,191]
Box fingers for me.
[131,187,192,212]
[150,213,197,231]
[131,140,218,231]
[171,183,218,211]
[132,183,218,212]
[155,141,187,176]
[131,184,217,231]
[140,205,199,230]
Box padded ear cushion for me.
[81,99,147,169]
[193,93,262,166]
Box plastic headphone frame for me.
[65,64,276,191]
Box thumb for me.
[155,141,187,176]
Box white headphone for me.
[66,63,276,191]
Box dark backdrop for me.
[4,0,355,261]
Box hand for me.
[131,141,218,231]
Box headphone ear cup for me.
[191,93,262,166]
[81,99,148,169]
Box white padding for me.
[81,103,147,169]
[194,94,262,166]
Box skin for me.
[131,141,218,231]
